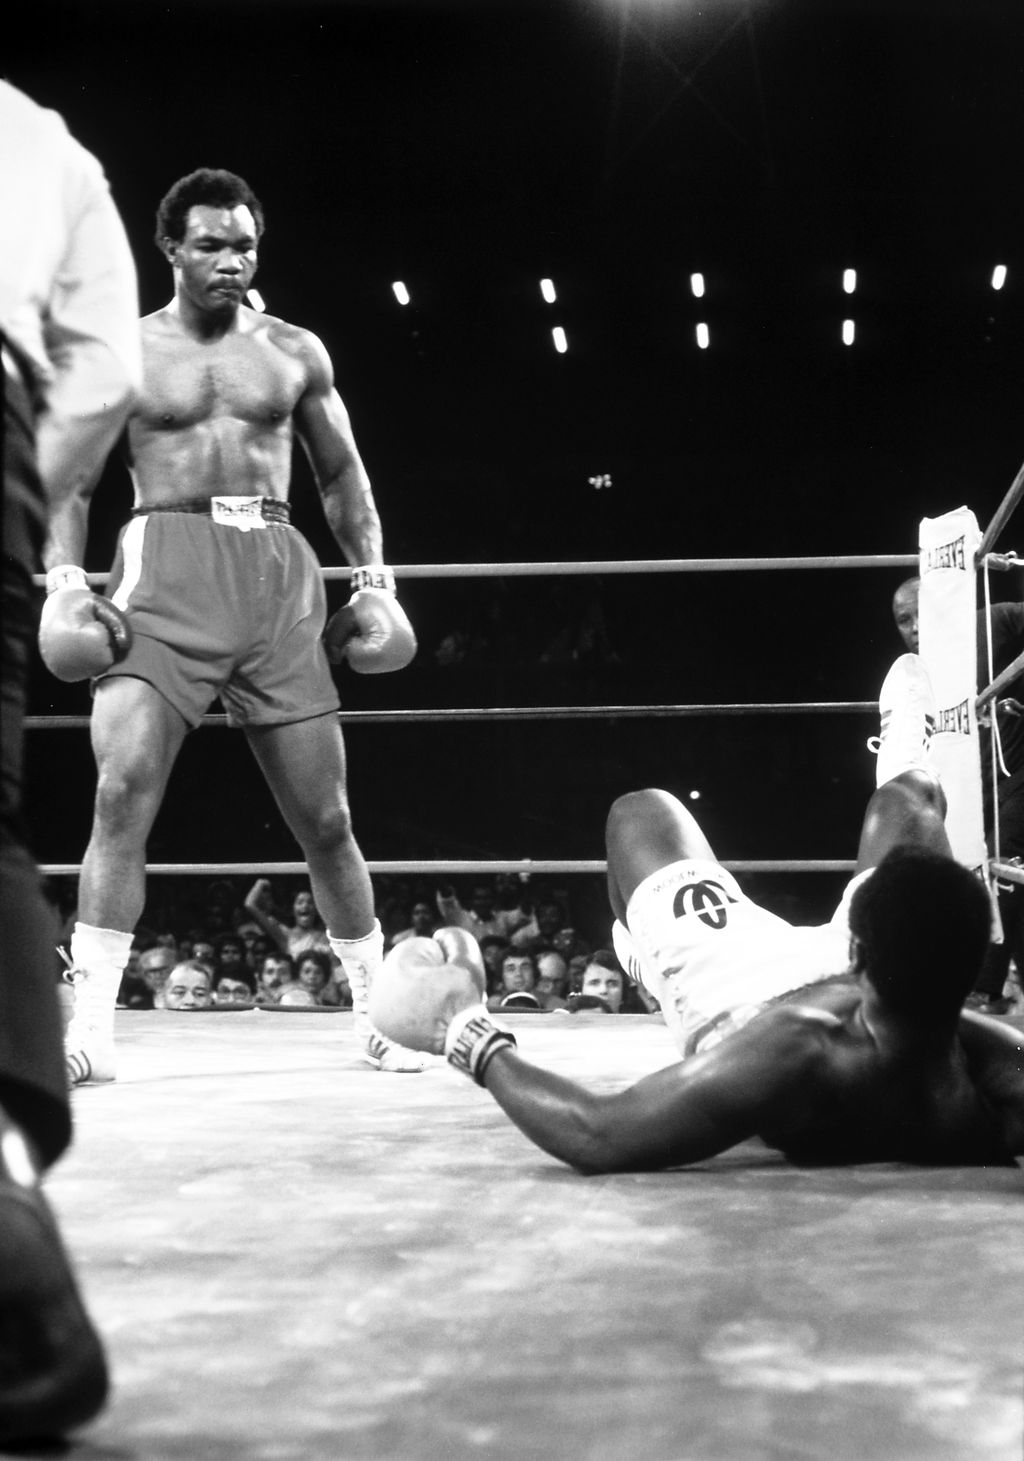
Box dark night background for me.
[8,0,1024,939]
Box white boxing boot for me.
[329,922,430,1072]
[63,923,132,1085]
[867,653,938,788]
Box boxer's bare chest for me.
[137,329,307,431]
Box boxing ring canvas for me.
[44,1009,1024,1461]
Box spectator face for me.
[162,965,212,1010]
[293,891,317,927]
[203,899,231,935]
[536,902,564,938]
[480,939,508,980]
[536,952,568,999]
[138,947,176,995]
[237,921,262,952]
[581,965,623,1013]
[218,939,246,969]
[213,977,253,1006]
[259,956,292,993]
[552,927,580,958]
[567,954,589,992]
[297,957,327,994]
[192,940,216,965]
[502,955,536,994]
[249,935,274,969]
[494,873,520,905]
[411,901,434,934]
[892,580,919,653]
[471,885,495,919]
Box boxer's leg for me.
[67,677,188,1084]
[605,788,717,921]
[605,789,727,1040]
[246,713,428,1071]
[853,769,950,874]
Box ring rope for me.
[25,701,882,732]
[977,456,1024,559]
[29,550,1019,593]
[31,552,921,592]
[39,856,1019,881]
[992,859,1024,887]
[975,651,1024,714]
[37,858,859,877]
[29,510,1020,890]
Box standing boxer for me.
[43,168,423,1082]
[1,79,140,1441]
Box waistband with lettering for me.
[131,496,291,525]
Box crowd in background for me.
[47,863,1024,1020]
[48,873,657,1018]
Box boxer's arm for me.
[955,1010,1024,1154]
[479,1014,826,1174]
[292,330,383,566]
[294,331,416,672]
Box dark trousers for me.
[0,355,71,1168]
[976,778,1024,996]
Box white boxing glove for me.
[322,566,417,674]
[38,566,132,683]
[432,926,487,986]
[370,928,515,1082]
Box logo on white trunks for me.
[672,879,737,930]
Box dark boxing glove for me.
[38,566,132,683]
[323,565,417,674]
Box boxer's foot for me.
[361,1023,431,1073]
[63,964,117,1086]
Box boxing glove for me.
[322,565,416,674]
[432,925,487,986]
[38,566,132,683]
[369,929,515,1083]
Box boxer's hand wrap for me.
[45,565,90,594]
[350,565,397,594]
[443,1004,517,1086]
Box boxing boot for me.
[868,653,938,788]
[63,924,131,1085]
[329,922,431,1072]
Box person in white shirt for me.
[0,79,140,1445]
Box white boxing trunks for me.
[616,859,873,1058]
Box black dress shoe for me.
[0,1111,108,1444]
